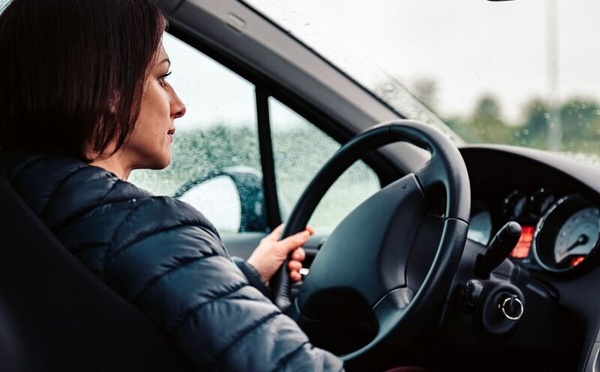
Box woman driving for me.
[0,0,343,370]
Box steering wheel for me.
[271,120,470,369]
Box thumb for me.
[263,224,284,242]
[277,229,311,255]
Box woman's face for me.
[122,43,186,171]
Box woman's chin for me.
[154,159,171,170]
[144,156,172,171]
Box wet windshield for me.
[246,0,600,159]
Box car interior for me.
[2,0,600,371]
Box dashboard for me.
[457,144,600,370]
[461,145,600,277]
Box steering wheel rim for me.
[271,120,470,368]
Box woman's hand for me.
[247,224,314,283]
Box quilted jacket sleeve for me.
[232,257,271,297]
[102,196,344,372]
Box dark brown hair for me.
[0,0,167,160]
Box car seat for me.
[0,174,193,371]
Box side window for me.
[270,98,380,232]
[130,33,262,233]
[131,33,381,234]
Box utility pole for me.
[546,0,561,151]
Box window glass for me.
[130,33,380,233]
[248,0,600,162]
[130,33,262,233]
[270,98,380,232]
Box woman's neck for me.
[89,154,131,180]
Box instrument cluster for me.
[470,187,600,274]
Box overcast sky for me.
[248,0,600,122]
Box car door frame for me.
[161,0,412,260]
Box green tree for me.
[462,95,511,144]
[511,99,549,149]
[559,99,600,153]
[513,98,600,153]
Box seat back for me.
[0,175,193,371]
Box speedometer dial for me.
[554,207,600,264]
[533,195,600,273]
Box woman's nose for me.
[171,90,186,119]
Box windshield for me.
[246,0,600,159]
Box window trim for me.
[256,86,282,229]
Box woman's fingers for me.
[290,247,306,262]
[288,259,303,282]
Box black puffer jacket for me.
[0,152,343,372]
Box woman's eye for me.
[159,71,172,86]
